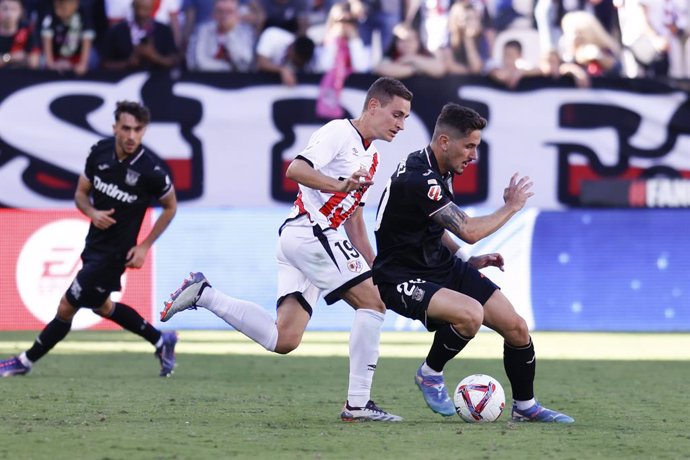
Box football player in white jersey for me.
[161,77,413,421]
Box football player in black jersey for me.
[0,101,179,378]
[372,103,574,423]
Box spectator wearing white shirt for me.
[187,0,257,71]
[256,26,315,85]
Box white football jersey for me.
[286,119,379,230]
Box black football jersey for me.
[82,138,172,257]
[373,147,457,285]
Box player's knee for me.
[56,297,78,321]
[452,302,483,336]
[274,334,301,354]
[93,300,115,318]
[505,317,530,345]
[466,303,484,334]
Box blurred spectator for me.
[350,0,401,56]
[440,0,491,75]
[186,0,257,70]
[182,0,264,52]
[41,0,95,75]
[487,38,542,87]
[106,0,183,47]
[0,0,40,68]
[627,0,687,78]
[255,26,315,84]
[559,9,621,77]
[101,0,180,70]
[374,22,445,78]
[492,0,524,32]
[182,0,216,51]
[314,1,370,72]
[404,0,451,52]
[540,46,591,87]
[535,0,618,53]
[259,0,310,35]
[589,0,618,33]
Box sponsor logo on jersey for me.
[347,259,362,273]
[93,176,138,203]
[97,164,110,171]
[427,185,442,201]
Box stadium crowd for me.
[0,0,689,87]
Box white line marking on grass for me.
[1,332,689,360]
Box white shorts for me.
[277,218,371,312]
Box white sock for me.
[347,309,384,408]
[198,287,278,352]
[421,362,442,376]
[515,398,537,410]
[18,352,33,368]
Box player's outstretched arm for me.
[432,173,533,244]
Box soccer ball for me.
[453,374,506,423]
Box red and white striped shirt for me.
[286,119,379,230]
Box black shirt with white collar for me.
[373,146,457,285]
[82,138,172,258]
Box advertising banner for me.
[1,71,689,210]
[0,209,153,330]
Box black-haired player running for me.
[0,101,179,378]
[372,103,574,423]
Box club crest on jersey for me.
[125,169,140,186]
[427,185,442,201]
[347,259,363,273]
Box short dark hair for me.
[291,36,315,68]
[114,100,151,125]
[433,103,487,140]
[504,39,523,53]
[363,77,413,110]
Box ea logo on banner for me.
[16,219,125,329]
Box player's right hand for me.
[92,208,116,230]
[341,167,373,193]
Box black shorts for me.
[377,259,499,331]
[64,252,125,309]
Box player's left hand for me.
[125,245,148,268]
[468,253,505,271]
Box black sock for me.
[25,317,72,362]
[503,338,536,401]
[425,324,473,372]
[107,302,161,346]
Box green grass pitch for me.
[1,331,689,460]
